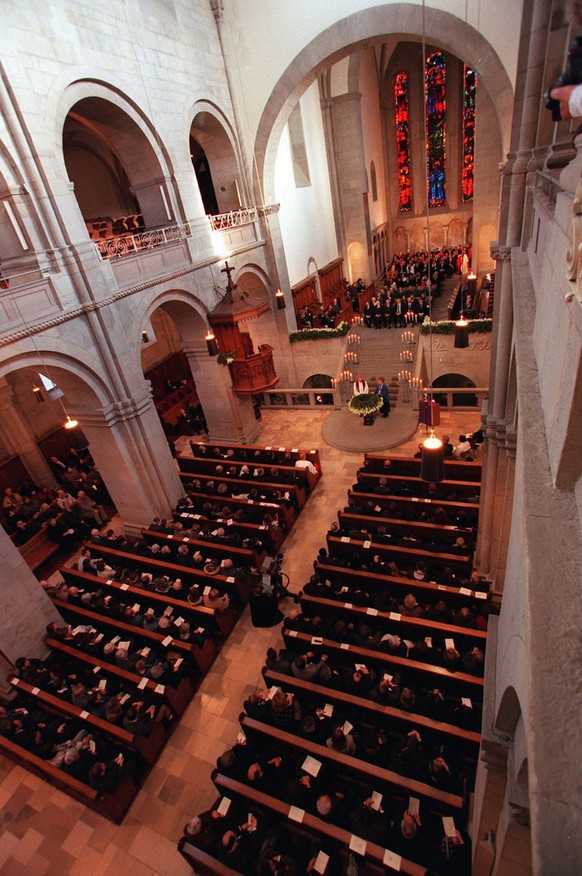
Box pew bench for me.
[282,629,484,699]
[211,772,427,876]
[9,675,165,765]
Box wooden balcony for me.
[229,344,279,394]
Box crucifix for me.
[221,261,236,289]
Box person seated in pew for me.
[399,593,426,618]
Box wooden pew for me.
[240,715,465,813]
[190,440,322,475]
[211,772,427,876]
[326,533,473,574]
[48,596,214,675]
[0,733,137,823]
[347,490,479,525]
[363,454,482,482]
[59,566,232,639]
[178,453,317,494]
[315,561,491,609]
[9,675,164,764]
[281,629,484,699]
[84,541,251,606]
[178,491,290,529]
[174,509,284,552]
[177,838,243,876]
[140,527,264,571]
[179,472,301,524]
[355,471,480,501]
[338,510,476,546]
[45,636,192,716]
[261,667,481,750]
[298,593,487,650]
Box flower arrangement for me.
[348,393,383,417]
[419,317,492,335]
[289,322,350,343]
[217,352,236,365]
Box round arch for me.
[255,4,513,205]
[189,100,243,215]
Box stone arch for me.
[0,146,49,281]
[447,217,464,246]
[430,220,444,249]
[409,223,424,251]
[190,100,244,215]
[496,685,522,737]
[55,80,185,232]
[394,225,407,252]
[307,256,321,301]
[347,241,366,283]
[255,4,513,205]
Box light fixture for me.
[141,330,150,344]
[275,288,286,310]
[454,317,470,348]
[31,382,44,402]
[420,433,445,483]
[13,296,80,431]
[206,330,219,356]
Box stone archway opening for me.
[432,372,477,407]
[190,110,241,215]
[63,97,172,239]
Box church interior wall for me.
[273,82,338,287]
[358,47,389,238]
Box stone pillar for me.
[491,797,532,876]
[0,380,57,487]
[69,386,184,536]
[472,746,509,876]
[184,342,261,444]
[476,421,516,591]
[0,527,63,665]
[327,92,369,269]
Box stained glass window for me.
[462,65,477,202]
[425,51,446,208]
[394,72,412,212]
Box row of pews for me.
[0,441,322,823]
[178,453,488,875]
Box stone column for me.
[0,380,57,487]
[184,341,260,444]
[69,386,184,536]
[491,797,532,876]
[472,746,509,876]
[327,92,369,271]
[0,527,63,664]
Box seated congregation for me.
[0,440,320,823]
[179,453,492,875]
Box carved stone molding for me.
[490,243,512,262]
[209,0,224,23]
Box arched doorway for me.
[190,106,242,215]
[432,372,477,407]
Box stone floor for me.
[0,405,479,875]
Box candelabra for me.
[397,370,412,403]
[344,350,359,365]
[399,350,413,363]
[401,330,415,345]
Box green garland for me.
[217,352,236,365]
[348,393,383,417]
[419,317,492,335]
[289,321,350,343]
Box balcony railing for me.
[93,222,192,260]
[207,204,280,232]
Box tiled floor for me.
[0,406,477,875]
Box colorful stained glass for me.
[426,51,446,208]
[394,72,412,212]
[462,65,477,202]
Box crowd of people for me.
[3,446,111,547]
